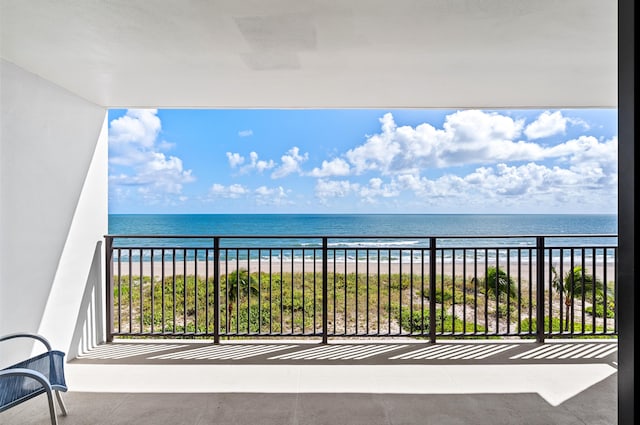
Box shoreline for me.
[111,259,616,281]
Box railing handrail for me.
[105,233,618,239]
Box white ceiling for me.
[0,0,618,109]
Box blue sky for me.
[108,108,618,214]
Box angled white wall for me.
[0,60,108,362]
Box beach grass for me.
[111,268,616,339]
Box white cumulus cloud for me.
[339,111,615,179]
[249,152,276,172]
[358,178,399,202]
[226,152,245,168]
[314,179,360,201]
[271,147,309,179]
[524,110,568,140]
[255,185,290,206]
[109,109,161,150]
[308,158,351,177]
[108,109,195,202]
[209,183,249,198]
[344,111,536,174]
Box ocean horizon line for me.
[109,212,617,216]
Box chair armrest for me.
[0,333,52,351]
[0,367,53,392]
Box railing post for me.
[322,237,328,344]
[536,236,545,343]
[213,237,220,344]
[429,237,437,344]
[105,236,114,343]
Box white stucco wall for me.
[0,60,108,362]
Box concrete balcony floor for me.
[2,339,618,425]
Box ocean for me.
[109,214,616,238]
[108,214,617,260]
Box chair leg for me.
[55,391,68,416]
[46,390,59,425]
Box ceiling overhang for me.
[0,0,618,109]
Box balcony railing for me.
[105,234,618,343]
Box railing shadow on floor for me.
[72,338,618,366]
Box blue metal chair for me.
[0,333,68,425]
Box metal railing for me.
[105,234,618,343]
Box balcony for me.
[1,233,619,423]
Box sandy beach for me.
[110,258,616,282]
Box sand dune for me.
[111,258,616,282]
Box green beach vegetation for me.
[111,265,615,339]
[551,266,614,331]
